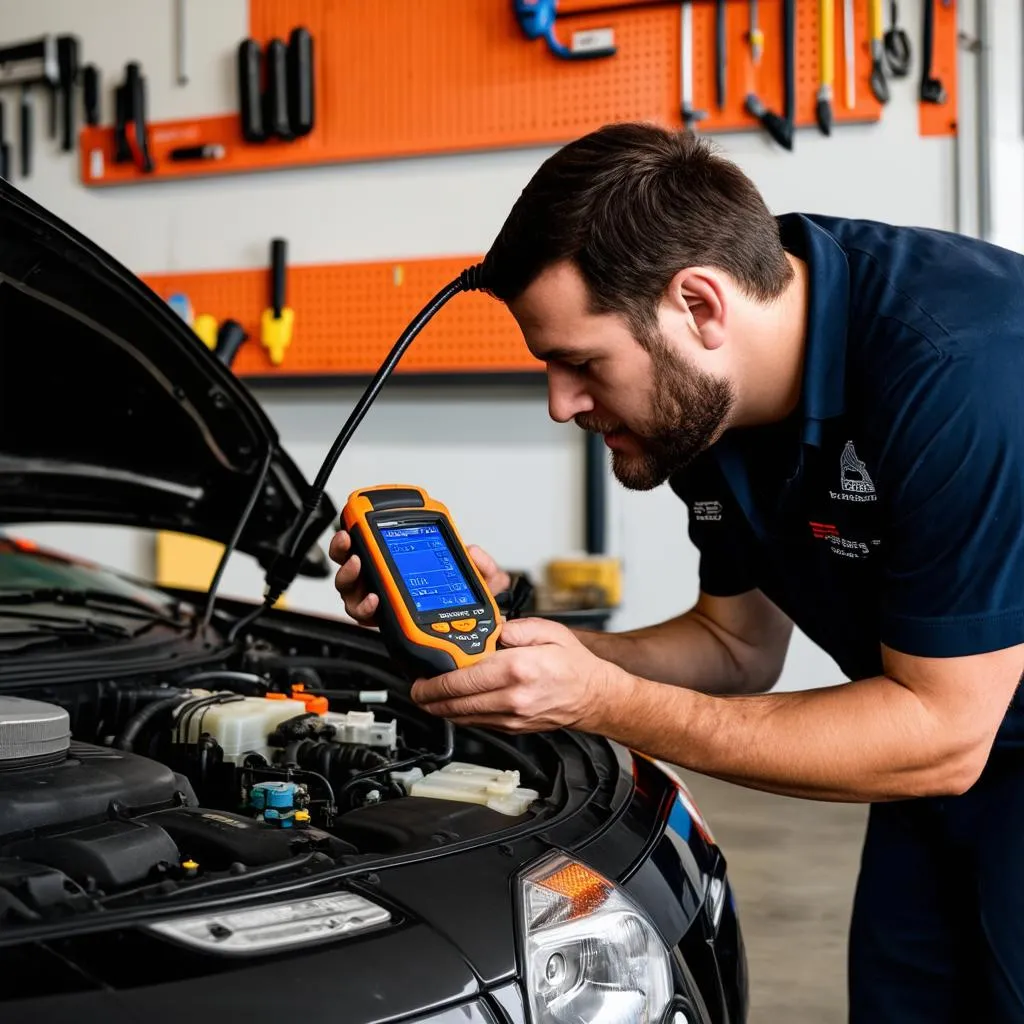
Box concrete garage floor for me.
[676,770,869,1023]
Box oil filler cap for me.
[0,696,71,766]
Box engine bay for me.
[0,641,552,927]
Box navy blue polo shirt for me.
[670,213,1024,744]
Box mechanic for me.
[330,122,1024,1022]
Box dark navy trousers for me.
[848,749,1024,1022]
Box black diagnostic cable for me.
[226,263,488,644]
[199,448,274,633]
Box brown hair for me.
[483,122,793,339]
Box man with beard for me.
[329,123,1024,1021]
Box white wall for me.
[9,0,995,692]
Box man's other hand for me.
[409,617,628,733]
[328,530,512,627]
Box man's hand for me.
[410,617,630,732]
[328,529,511,626]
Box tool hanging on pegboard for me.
[237,26,315,144]
[514,0,617,60]
[745,0,795,150]
[0,32,82,180]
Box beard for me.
[576,333,735,491]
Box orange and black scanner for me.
[342,485,502,680]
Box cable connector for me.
[459,262,489,292]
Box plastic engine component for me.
[173,696,309,763]
[409,762,540,816]
[142,807,355,869]
[323,710,397,749]
[10,819,180,890]
[0,742,191,840]
[336,795,530,854]
[0,697,71,765]
[249,781,308,828]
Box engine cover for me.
[0,741,192,841]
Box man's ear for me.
[665,268,727,351]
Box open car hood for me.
[0,181,335,577]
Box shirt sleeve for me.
[669,456,758,598]
[876,353,1024,658]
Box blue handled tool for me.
[514,0,616,60]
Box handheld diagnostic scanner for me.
[342,485,501,680]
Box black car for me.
[0,181,747,1024]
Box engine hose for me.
[282,739,398,808]
[114,693,191,752]
[285,738,392,777]
[174,670,268,693]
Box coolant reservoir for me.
[409,761,539,816]
[173,696,310,763]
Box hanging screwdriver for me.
[748,0,763,66]
[815,0,834,135]
[19,86,31,177]
[843,0,855,109]
[715,0,726,111]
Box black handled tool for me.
[714,0,726,111]
[919,0,946,104]
[56,34,78,152]
[263,38,292,140]
[287,26,314,137]
[744,0,794,150]
[0,101,9,181]
[114,62,154,172]
[81,64,99,125]
[169,143,225,162]
[883,1,911,77]
[19,86,31,177]
[238,39,265,142]
[215,319,249,368]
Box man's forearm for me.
[592,673,979,803]
[572,611,760,694]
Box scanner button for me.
[451,618,477,632]
[431,622,451,634]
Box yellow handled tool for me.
[868,0,889,103]
[193,312,218,351]
[815,0,834,135]
[260,237,295,366]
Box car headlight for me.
[518,852,673,1024]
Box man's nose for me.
[547,367,593,423]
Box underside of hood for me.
[0,180,335,577]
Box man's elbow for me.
[917,737,993,798]
[938,746,990,796]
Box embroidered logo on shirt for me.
[693,500,723,521]
[809,521,881,560]
[832,441,877,503]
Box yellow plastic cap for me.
[294,809,311,822]
[182,859,199,870]
[260,307,295,365]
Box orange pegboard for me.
[79,0,931,188]
[141,254,541,380]
[919,0,958,137]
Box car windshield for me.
[0,535,182,615]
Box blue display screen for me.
[379,524,476,613]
